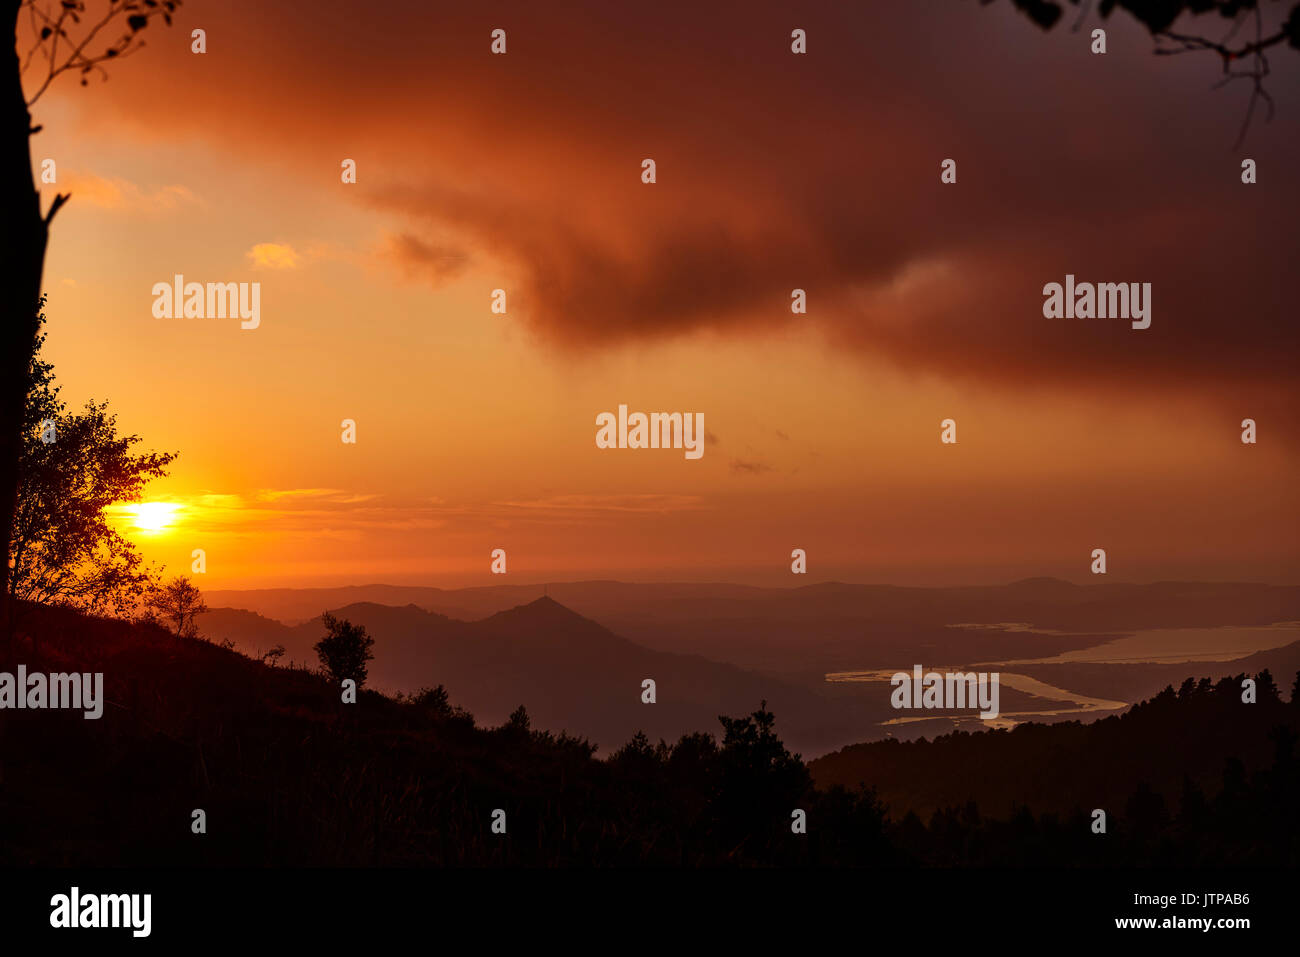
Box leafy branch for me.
[19,0,181,107]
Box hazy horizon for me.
[200,572,1300,593]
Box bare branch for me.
[1150,2,1290,145]
[18,0,182,108]
[43,191,71,226]
[1069,0,1092,33]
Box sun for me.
[122,501,181,535]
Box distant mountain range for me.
[199,579,1300,758]
[200,596,904,756]
[203,578,1300,674]
[204,577,1300,626]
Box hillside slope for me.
[204,597,878,755]
[2,603,1294,867]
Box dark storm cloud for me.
[73,0,1300,407]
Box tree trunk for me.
[1,0,50,640]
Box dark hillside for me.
[3,603,1295,868]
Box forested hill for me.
[3,602,1296,867]
[811,671,1299,863]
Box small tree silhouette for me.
[412,684,451,714]
[1255,668,1280,702]
[501,704,533,739]
[713,701,812,860]
[145,575,206,639]
[314,612,374,687]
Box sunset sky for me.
[21,0,1300,588]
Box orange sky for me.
[20,0,1300,588]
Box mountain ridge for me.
[200,595,876,755]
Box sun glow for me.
[120,501,181,535]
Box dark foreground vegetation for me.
[1,602,1296,867]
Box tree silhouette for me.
[714,700,812,859]
[1125,779,1171,837]
[10,298,175,620]
[314,612,375,687]
[144,574,205,638]
[2,1,180,635]
[994,0,1300,142]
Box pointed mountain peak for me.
[515,594,578,617]
[479,594,608,634]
